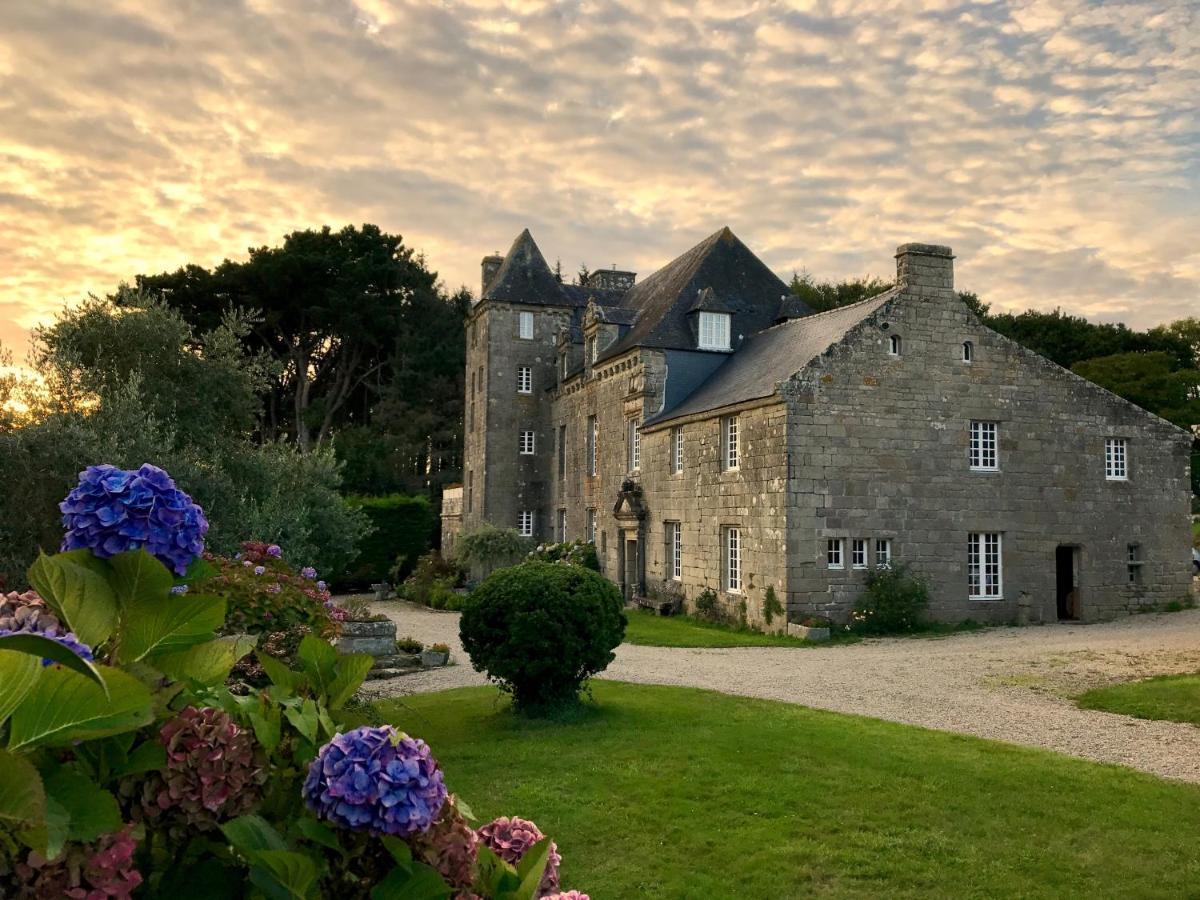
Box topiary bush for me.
[459,561,625,713]
[340,494,434,588]
[850,563,930,634]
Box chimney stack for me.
[894,243,954,296]
[586,267,636,292]
[481,253,503,296]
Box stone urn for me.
[336,618,398,657]
[787,622,831,642]
[421,648,449,668]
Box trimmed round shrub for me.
[458,562,625,712]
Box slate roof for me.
[644,288,900,427]
[483,230,626,311]
[600,227,805,359]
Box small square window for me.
[517,366,532,394]
[518,510,534,537]
[888,334,902,356]
[518,311,534,340]
[1106,438,1128,481]
[1127,543,1143,584]
[851,539,867,569]
[826,539,844,570]
[962,341,974,362]
[875,539,891,567]
[519,430,535,455]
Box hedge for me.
[339,493,434,588]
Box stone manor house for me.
[443,227,1194,626]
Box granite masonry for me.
[454,228,1194,628]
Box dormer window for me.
[698,312,731,351]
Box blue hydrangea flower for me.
[253,566,266,576]
[266,545,282,558]
[317,580,327,593]
[0,624,94,667]
[301,566,317,580]
[302,726,447,837]
[60,464,208,576]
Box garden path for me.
[365,602,1200,782]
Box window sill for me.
[969,467,1000,473]
[1106,476,1129,482]
[969,596,1005,602]
[827,566,844,571]
[851,565,867,571]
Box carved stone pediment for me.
[612,479,647,522]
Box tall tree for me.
[788,271,893,312]
[136,224,449,451]
[1071,352,1200,431]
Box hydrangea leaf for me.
[256,653,303,696]
[108,549,175,607]
[110,738,168,779]
[28,551,119,648]
[283,699,320,744]
[247,849,319,900]
[369,861,453,900]
[22,791,70,860]
[296,635,339,697]
[0,633,106,691]
[0,749,45,830]
[42,767,121,844]
[221,814,288,854]
[7,664,153,750]
[325,652,374,710]
[153,635,257,686]
[296,818,342,853]
[513,837,552,900]
[0,649,41,727]
[116,592,225,663]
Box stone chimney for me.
[481,253,503,296]
[586,266,636,292]
[894,243,954,296]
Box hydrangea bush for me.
[0,461,589,900]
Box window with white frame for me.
[586,508,596,543]
[1105,438,1128,480]
[969,421,998,471]
[666,521,681,581]
[518,510,534,537]
[962,340,974,362]
[519,430,535,455]
[826,539,844,569]
[557,425,566,480]
[888,334,902,356]
[875,538,891,567]
[722,415,740,470]
[698,312,731,351]
[587,337,598,363]
[967,532,1003,599]
[671,427,684,474]
[558,509,567,541]
[517,366,532,394]
[628,418,641,471]
[724,527,741,593]
[851,538,867,569]
[586,416,597,476]
[518,311,534,340]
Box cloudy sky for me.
[1,0,1197,358]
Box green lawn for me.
[1078,673,1200,725]
[376,682,1200,898]
[621,609,839,647]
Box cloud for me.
[0,0,1196,364]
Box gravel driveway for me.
[366,602,1200,782]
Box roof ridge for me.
[755,286,899,335]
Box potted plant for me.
[422,642,451,667]
[335,595,398,658]
[394,636,424,667]
[787,615,832,641]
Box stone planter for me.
[787,623,831,642]
[336,618,397,657]
[371,582,393,602]
[421,649,449,668]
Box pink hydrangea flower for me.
[477,816,561,896]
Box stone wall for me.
[640,401,790,630]
[782,247,1194,625]
[463,300,570,540]
[440,485,462,555]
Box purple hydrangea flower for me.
[302,726,447,837]
[253,566,266,576]
[266,545,282,558]
[59,464,208,576]
[300,566,317,579]
[316,580,327,593]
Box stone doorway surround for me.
[613,478,646,600]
